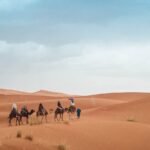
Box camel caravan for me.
[8,98,81,126]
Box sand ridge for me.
[0,89,150,150]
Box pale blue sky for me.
[0,0,150,94]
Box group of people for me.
[56,97,81,118]
[11,97,82,119]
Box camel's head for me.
[30,109,35,114]
[64,108,69,112]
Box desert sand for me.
[0,89,150,150]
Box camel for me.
[54,108,65,121]
[8,109,21,126]
[54,106,76,121]
[36,109,48,123]
[20,109,35,124]
[8,109,35,126]
[65,106,76,120]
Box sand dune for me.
[0,89,29,95]
[86,92,150,101]
[0,90,150,150]
[33,90,70,97]
[0,88,70,97]
[1,120,150,150]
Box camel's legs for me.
[59,114,61,120]
[16,117,18,126]
[61,113,63,121]
[9,118,12,126]
[54,112,64,122]
[26,116,29,124]
[68,113,70,120]
[45,115,47,123]
[56,114,58,121]
[57,114,59,121]
[41,116,43,123]
[54,113,56,121]
[61,113,64,121]
[20,116,23,125]
[16,117,20,126]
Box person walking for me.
[76,108,81,119]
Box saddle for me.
[38,109,48,115]
[69,106,76,112]
[56,107,64,113]
[21,108,28,115]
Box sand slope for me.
[86,92,150,101]
[33,90,69,97]
[0,90,150,150]
[0,89,28,95]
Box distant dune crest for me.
[33,90,69,97]
[0,88,150,98]
[0,89,28,95]
[0,89,69,97]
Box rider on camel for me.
[12,103,18,114]
[57,101,63,110]
[38,103,45,114]
[21,105,28,114]
[69,97,76,111]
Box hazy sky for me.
[0,0,150,94]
